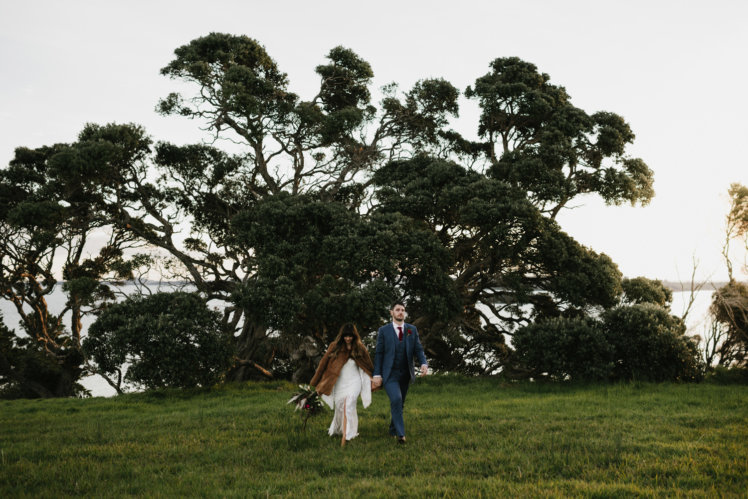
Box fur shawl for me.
[310,345,374,396]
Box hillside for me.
[1,377,746,497]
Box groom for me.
[372,301,428,443]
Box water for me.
[0,286,716,397]
[671,288,714,335]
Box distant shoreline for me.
[37,280,195,287]
[661,281,734,292]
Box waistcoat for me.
[392,334,409,377]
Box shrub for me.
[83,292,234,390]
[513,317,613,381]
[1,317,88,399]
[705,366,748,384]
[602,304,703,382]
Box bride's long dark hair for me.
[328,323,368,361]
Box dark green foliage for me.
[315,46,374,115]
[83,292,234,390]
[514,305,704,382]
[0,317,87,399]
[159,32,295,124]
[372,155,623,372]
[602,304,704,382]
[533,225,622,310]
[513,317,613,381]
[704,366,748,384]
[230,193,460,356]
[467,57,653,218]
[3,34,663,382]
[156,33,462,198]
[381,78,461,150]
[149,37,653,377]
[0,124,149,398]
[466,57,567,142]
[621,276,673,308]
[140,36,466,378]
[154,141,253,245]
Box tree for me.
[364,58,653,373]
[621,277,673,308]
[157,33,459,199]
[228,193,459,378]
[0,133,146,397]
[721,183,748,283]
[126,39,656,378]
[465,57,654,219]
[701,184,748,369]
[371,155,623,373]
[4,35,657,381]
[0,313,82,398]
[92,33,462,379]
[709,281,748,367]
[83,292,234,390]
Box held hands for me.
[371,366,427,389]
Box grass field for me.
[1,376,746,497]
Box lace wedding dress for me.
[320,358,372,441]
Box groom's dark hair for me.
[390,301,405,310]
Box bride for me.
[310,323,374,443]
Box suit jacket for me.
[373,322,427,384]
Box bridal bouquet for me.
[287,384,324,430]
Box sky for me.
[1,0,747,283]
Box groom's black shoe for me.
[397,436,406,444]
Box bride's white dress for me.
[320,358,372,440]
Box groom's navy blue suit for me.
[373,322,427,438]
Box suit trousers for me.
[384,370,411,437]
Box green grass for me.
[1,377,746,497]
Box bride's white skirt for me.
[321,358,371,441]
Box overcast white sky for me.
[2,0,747,283]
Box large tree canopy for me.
[157,33,460,198]
[465,57,653,218]
[1,33,658,395]
[371,155,623,372]
[0,129,146,397]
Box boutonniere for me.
[406,328,413,336]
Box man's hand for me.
[372,376,382,389]
[420,365,428,376]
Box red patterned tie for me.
[397,326,403,341]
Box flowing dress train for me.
[321,358,372,440]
